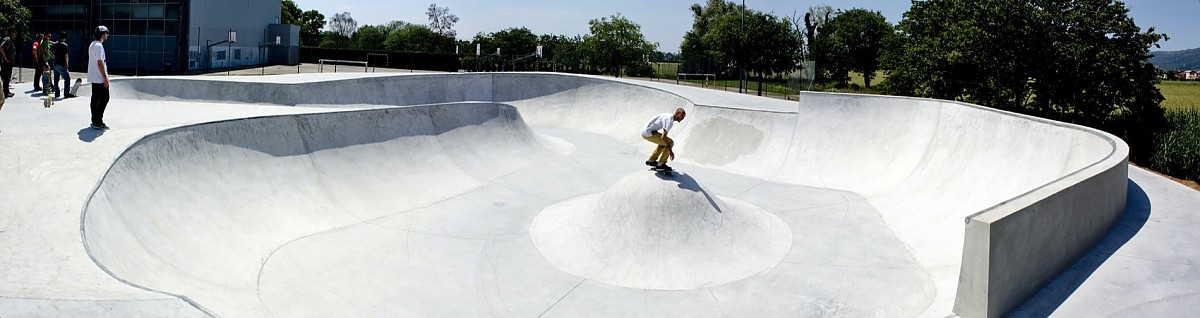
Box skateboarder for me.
[88,25,110,130]
[641,108,686,171]
[51,32,74,98]
[38,32,54,97]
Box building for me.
[22,0,298,74]
[1181,70,1200,81]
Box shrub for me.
[1150,108,1200,181]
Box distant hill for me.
[1151,48,1200,71]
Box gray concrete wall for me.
[954,151,1129,318]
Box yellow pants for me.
[643,133,673,164]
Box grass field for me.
[1160,81,1200,111]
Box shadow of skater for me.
[654,171,723,213]
[78,127,104,142]
[1009,179,1152,316]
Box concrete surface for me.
[0,72,1196,317]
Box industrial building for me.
[21,0,298,74]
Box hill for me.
[1151,48,1200,71]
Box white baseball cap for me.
[96,25,109,33]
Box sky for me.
[293,0,1200,52]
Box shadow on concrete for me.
[655,171,723,213]
[1008,179,1151,316]
[78,127,104,143]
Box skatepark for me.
[0,72,1198,317]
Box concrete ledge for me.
[953,131,1129,317]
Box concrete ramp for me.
[80,73,1128,317]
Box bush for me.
[1150,108,1200,181]
[625,62,654,78]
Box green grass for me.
[1159,81,1200,111]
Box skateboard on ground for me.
[70,78,82,96]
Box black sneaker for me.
[91,123,110,130]
[645,160,657,166]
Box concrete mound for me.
[529,172,792,290]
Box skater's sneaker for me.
[65,93,76,98]
[645,160,657,166]
[655,163,672,171]
[91,123,110,130]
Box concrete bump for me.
[529,172,792,290]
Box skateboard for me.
[42,70,53,108]
[70,78,82,96]
[650,166,673,175]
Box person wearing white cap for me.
[88,25,110,130]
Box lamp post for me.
[740,0,745,94]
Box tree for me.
[681,0,741,75]
[684,1,800,95]
[427,3,459,38]
[0,0,31,42]
[281,0,302,26]
[823,9,891,87]
[538,34,586,73]
[703,9,799,95]
[885,0,1168,162]
[383,21,452,53]
[322,12,357,48]
[298,10,326,47]
[352,24,391,51]
[329,12,357,39]
[583,13,657,77]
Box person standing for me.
[51,32,73,98]
[88,26,110,130]
[32,34,43,91]
[1,29,15,97]
[38,32,54,95]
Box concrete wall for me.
[105,73,1130,317]
[954,151,1129,317]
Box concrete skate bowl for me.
[83,73,1129,317]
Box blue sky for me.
[294,0,1199,52]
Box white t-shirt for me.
[641,113,675,137]
[88,41,106,83]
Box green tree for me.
[538,34,586,73]
[681,0,741,75]
[583,14,657,77]
[383,22,452,53]
[885,0,1168,161]
[326,12,357,48]
[281,0,302,26]
[686,2,800,94]
[351,24,391,51]
[824,9,891,87]
[484,27,538,56]
[298,10,326,47]
[0,0,31,41]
